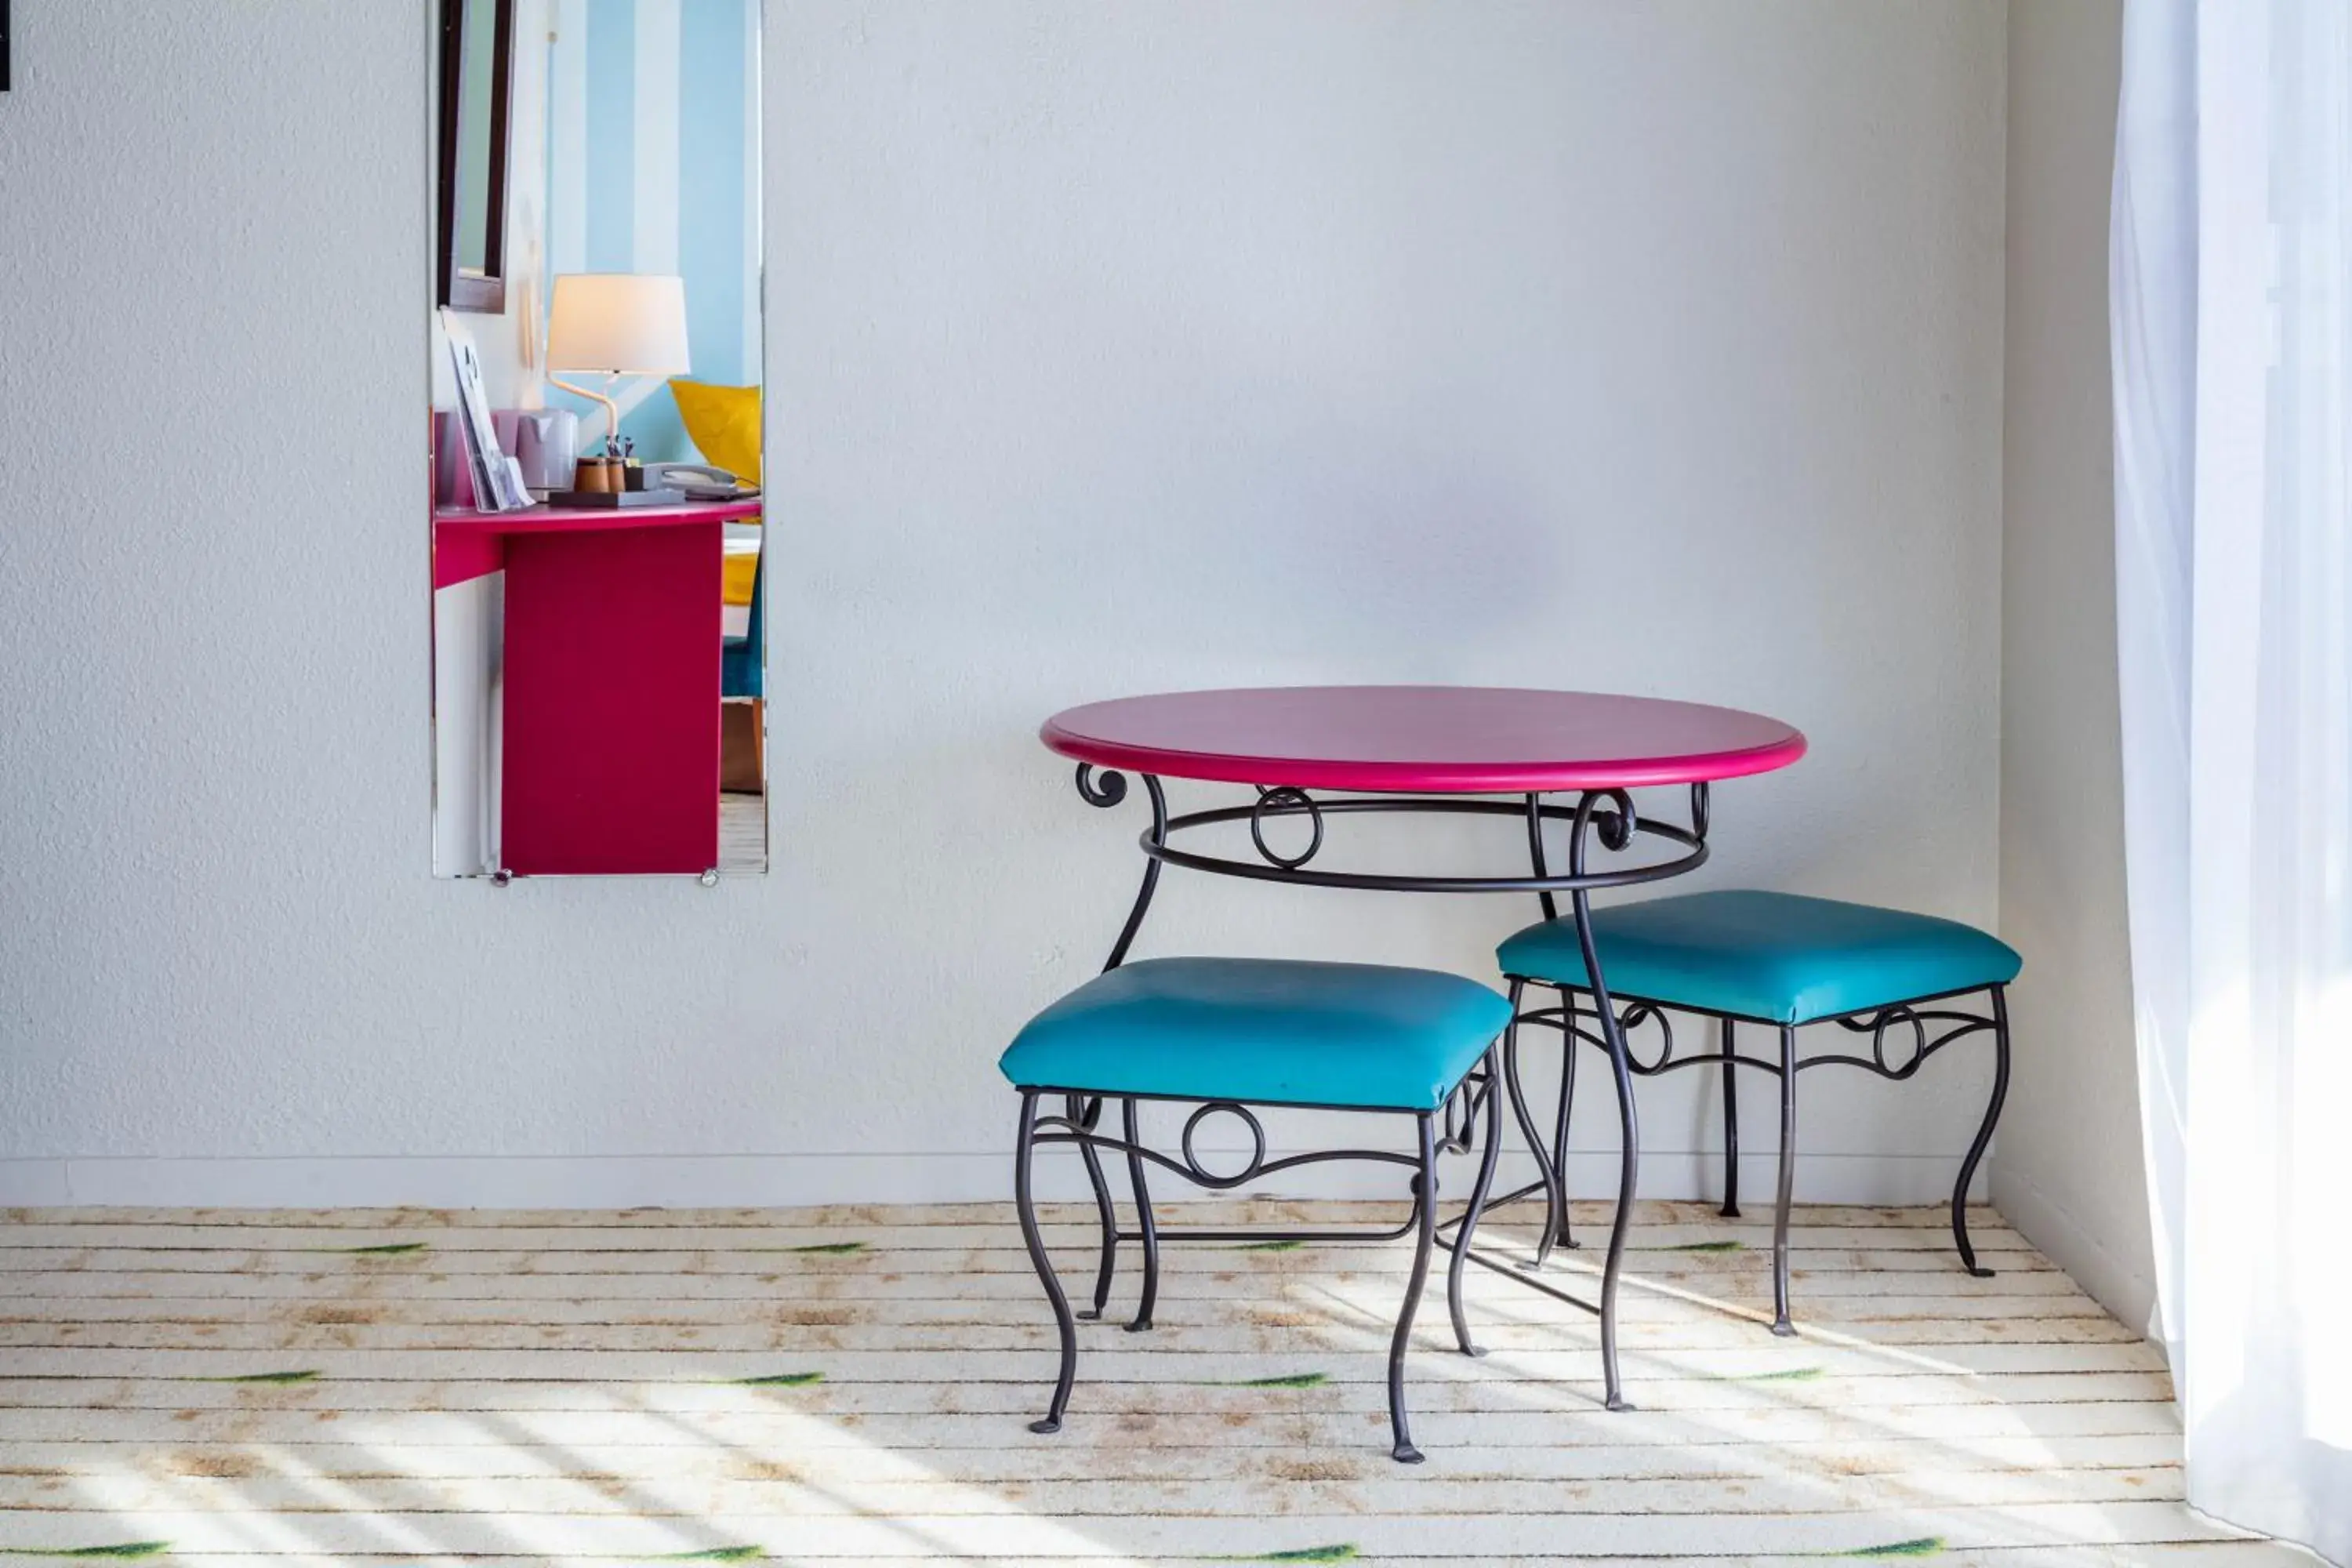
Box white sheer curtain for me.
[2112,2,2352,1561]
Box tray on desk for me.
[543,486,688,509]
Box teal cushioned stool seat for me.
[1495,890,2021,1025]
[999,956,1512,1111]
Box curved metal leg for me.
[1597,983,1642,1411]
[1772,1025,1798,1337]
[1087,768,1168,972]
[1500,980,1568,1272]
[1014,1091,1076,1434]
[1071,1094,1118,1321]
[1448,1048,1505,1358]
[1519,794,1576,1258]
[1719,1015,1741,1218]
[1073,772,1169,1325]
[1122,1096,1160,1329]
[1953,985,2011,1278]
[1552,987,1579,1250]
[1388,1113,1440,1464]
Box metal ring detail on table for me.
[1127,790,1708,894]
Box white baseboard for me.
[1991,1165,2161,1335]
[0,1149,1984,1210]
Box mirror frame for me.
[436,0,516,314]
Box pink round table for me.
[1040,684,1803,903]
[1031,684,1806,1413]
[1044,684,1805,795]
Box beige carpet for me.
[0,1200,2295,1565]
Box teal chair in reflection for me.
[721,530,764,793]
[723,532,764,701]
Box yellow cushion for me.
[669,380,763,485]
[722,542,760,606]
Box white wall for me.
[1993,0,2158,1329]
[0,2,2005,1207]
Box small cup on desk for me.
[573,456,616,494]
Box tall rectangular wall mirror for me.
[430,0,767,881]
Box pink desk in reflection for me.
[434,499,764,878]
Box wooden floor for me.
[0,1200,2296,1566]
[719,792,765,873]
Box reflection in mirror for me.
[455,0,502,274]
[430,0,766,882]
[437,0,514,311]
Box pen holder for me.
[510,408,580,492]
[434,410,477,508]
[572,457,619,494]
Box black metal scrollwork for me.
[1248,787,1326,869]
[1030,1111,1421,1192]
[1593,789,1637,853]
[1179,1102,1268,1183]
[1524,996,1788,1080]
[1525,997,2002,1085]
[1075,764,1127,808]
[1437,1069,1493,1156]
[1617,1003,1674,1074]
[1818,1007,1994,1080]
[1146,793,1707,895]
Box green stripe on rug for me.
[332,1241,429,1255]
[1845,1538,1946,1558]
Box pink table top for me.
[432,499,764,590]
[1041,685,1806,793]
[434,498,764,536]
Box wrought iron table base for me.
[1032,769,1699,1420]
[1012,1053,1506,1464]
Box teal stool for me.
[1495,891,2020,1336]
[1000,956,1514,1463]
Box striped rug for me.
[0,1201,2294,1565]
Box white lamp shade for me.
[545,274,691,376]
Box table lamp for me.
[545,274,691,456]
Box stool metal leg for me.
[1014,1091,1077,1434]
[1552,1003,1579,1251]
[1388,1112,1440,1464]
[1719,1016,1741,1219]
[1501,979,1567,1272]
[1448,1047,1505,1359]
[1772,1025,1798,1337]
[1953,985,2012,1278]
[1519,791,1577,1260]
[1597,985,1642,1410]
[1071,1094,1118,1322]
[1122,1095,1160,1330]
